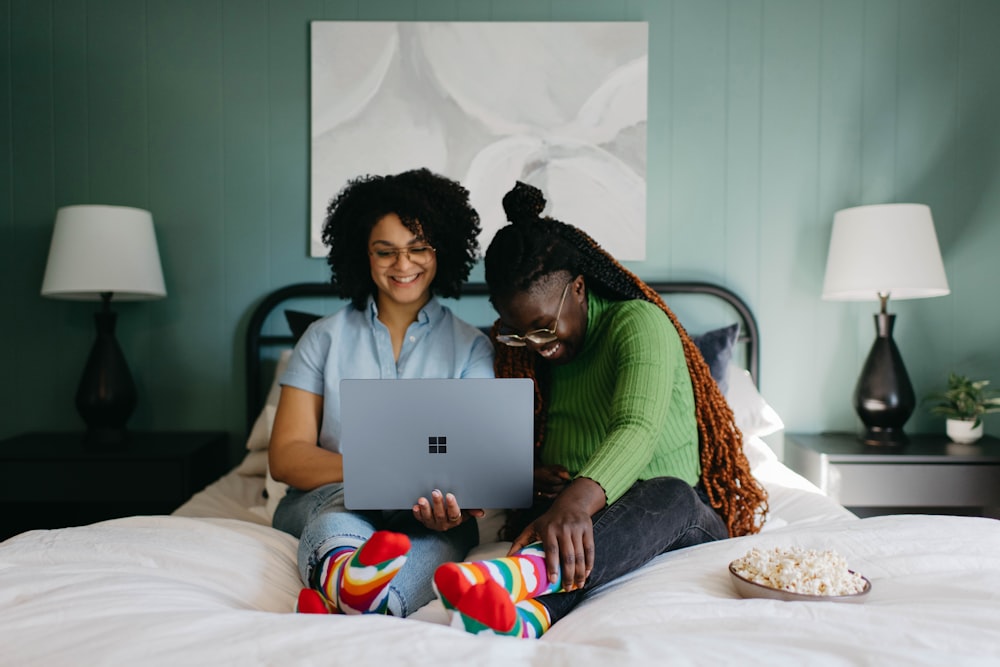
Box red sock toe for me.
[456,580,518,633]
[356,531,411,566]
[296,588,331,614]
[433,562,474,608]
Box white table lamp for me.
[822,203,949,446]
[41,205,166,446]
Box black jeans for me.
[534,476,728,625]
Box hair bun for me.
[502,181,546,225]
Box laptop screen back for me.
[340,378,535,510]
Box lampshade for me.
[41,205,166,301]
[822,203,949,302]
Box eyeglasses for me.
[368,245,436,267]
[495,281,572,347]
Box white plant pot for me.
[946,418,983,444]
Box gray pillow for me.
[691,323,740,395]
[285,310,322,342]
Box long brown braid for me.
[484,182,767,538]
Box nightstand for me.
[784,432,1000,516]
[0,431,229,540]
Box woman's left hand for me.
[412,489,484,532]
[509,477,606,592]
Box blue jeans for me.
[530,476,728,624]
[272,483,479,617]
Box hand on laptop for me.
[534,464,571,499]
[412,489,485,532]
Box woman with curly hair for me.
[432,181,767,638]
[269,168,494,618]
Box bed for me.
[2,281,999,666]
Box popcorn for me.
[731,546,867,596]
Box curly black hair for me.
[321,168,482,310]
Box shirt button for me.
[409,336,416,342]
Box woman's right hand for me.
[412,490,484,531]
[510,477,605,591]
[534,464,571,499]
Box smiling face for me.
[493,272,588,365]
[368,212,437,312]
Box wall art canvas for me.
[310,21,648,259]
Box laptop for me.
[339,378,536,510]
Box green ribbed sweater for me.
[541,292,701,504]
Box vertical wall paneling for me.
[87,0,149,207]
[813,0,864,428]
[551,0,626,20]
[362,0,417,21]
[670,1,727,282]
[893,0,960,424]
[146,0,227,429]
[723,0,762,311]
[52,0,89,208]
[323,1,360,19]
[487,0,551,22]
[940,0,1000,418]
[9,1,59,434]
[0,0,16,433]
[455,0,491,21]
[222,0,272,456]
[414,0,459,20]
[859,0,898,205]
[3,0,1000,449]
[757,0,821,425]
[637,0,671,279]
[268,1,325,286]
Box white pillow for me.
[245,350,293,451]
[234,449,268,476]
[724,363,784,438]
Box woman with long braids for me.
[432,181,767,639]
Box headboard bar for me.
[245,281,759,432]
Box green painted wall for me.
[2,0,999,464]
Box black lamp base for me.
[859,426,908,447]
[853,311,915,447]
[75,293,137,448]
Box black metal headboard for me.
[244,281,759,432]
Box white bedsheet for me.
[2,446,999,666]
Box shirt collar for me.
[367,295,443,328]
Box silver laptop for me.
[340,378,535,510]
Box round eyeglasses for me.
[368,245,436,267]
[495,280,572,347]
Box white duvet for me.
[2,448,1000,666]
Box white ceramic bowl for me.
[728,562,871,603]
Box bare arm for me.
[268,385,344,490]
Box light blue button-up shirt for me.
[280,295,495,453]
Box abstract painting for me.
[310,21,648,259]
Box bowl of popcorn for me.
[728,546,871,603]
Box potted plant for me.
[924,373,1000,444]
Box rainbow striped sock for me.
[304,530,411,615]
[432,542,559,638]
[440,578,552,638]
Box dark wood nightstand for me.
[0,431,229,540]
[784,432,1000,517]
